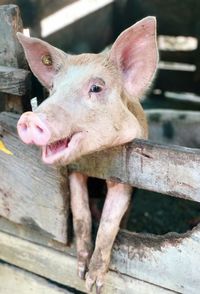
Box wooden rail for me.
[0,4,31,113]
[69,139,200,203]
[1,228,200,294]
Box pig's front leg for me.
[69,172,93,279]
[86,181,132,293]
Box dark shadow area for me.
[87,178,200,235]
[128,189,200,234]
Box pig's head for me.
[17,17,158,165]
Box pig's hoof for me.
[85,271,105,293]
[78,263,87,280]
[77,249,91,279]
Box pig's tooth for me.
[44,137,70,159]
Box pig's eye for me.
[89,84,102,93]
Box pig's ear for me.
[16,33,66,89]
[109,17,158,99]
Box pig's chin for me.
[41,132,84,164]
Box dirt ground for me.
[88,177,200,235]
[127,189,200,235]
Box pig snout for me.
[17,112,51,146]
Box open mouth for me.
[45,137,70,157]
[42,132,84,164]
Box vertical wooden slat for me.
[0,112,70,244]
[0,5,30,113]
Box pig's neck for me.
[123,91,148,139]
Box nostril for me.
[20,123,28,132]
[36,125,44,133]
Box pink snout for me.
[17,112,51,146]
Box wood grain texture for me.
[0,66,31,96]
[70,140,200,203]
[0,5,27,68]
[0,231,178,294]
[0,5,30,113]
[0,262,72,294]
[0,112,69,243]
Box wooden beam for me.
[1,215,199,293]
[0,262,72,294]
[0,5,30,113]
[0,112,69,244]
[0,66,31,96]
[69,139,200,203]
[0,5,26,69]
[0,230,180,294]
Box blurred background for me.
[1,0,200,235]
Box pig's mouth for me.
[42,132,84,164]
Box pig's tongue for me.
[45,138,70,157]
[42,132,84,164]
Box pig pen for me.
[0,2,200,294]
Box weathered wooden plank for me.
[112,225,200,294]
[0,5,26,68]
[0,4,30,113]
[0,66,31,96]
[70,140,200,202]
[0,262,72,294]
[0,230,178,294]
[0,112,69,243]
[1,215,198,294]
[70,142,200,203]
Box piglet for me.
[17,17,158,293]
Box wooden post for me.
[194,20,200,94]
[0,5,30,113]
[0,112,70,244]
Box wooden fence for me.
[0,3,200,294]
